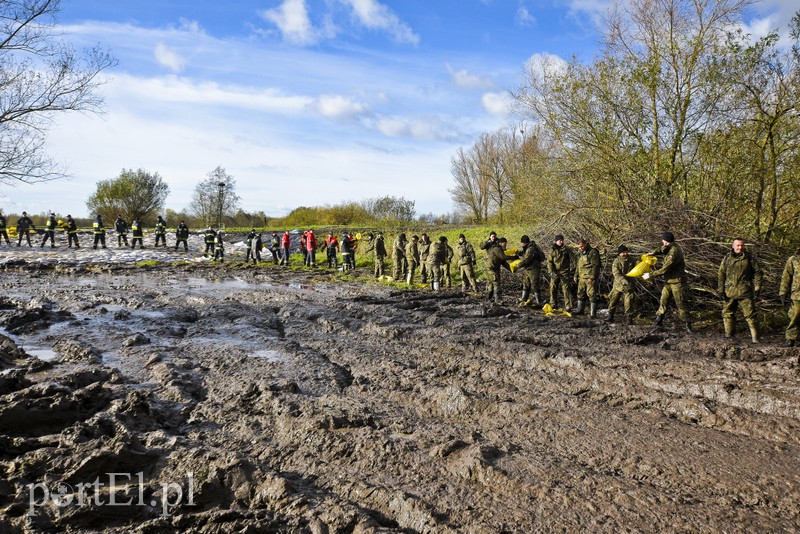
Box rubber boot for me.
[747,320,759,344]
[518,290,530,306]
[787,340,796,348]
[606,311,615,323]
[494,293,501,305]
[723,317,735,339]
[533,291,541,305]
[654,314,664,327]
[433,281,440,291]
[573,299,585,315]
[589,301,597,318]
[685,321,694,334]
[625,315,634,325]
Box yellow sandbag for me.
[626,254,657,278]
[355,232,362,240]
[509,259,521,273]
[542,303,573,317]
[505,248,520,257]
[8,226,17,237]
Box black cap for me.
[498,237,508,244]
[458,234,465,239]
[520,235,530,244]
[662,231,675,243]
[617,245,629,254]
[554,234,564,241]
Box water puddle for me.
[252,350,286,363]
[24,347,58,361]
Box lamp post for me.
[217,181,225,228]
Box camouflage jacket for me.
[718,251,762,300]
[518,242,545,270]
[405,240,419,266]
[780,255,800,301]
[457,241,476,266]
[547,244,574,277]
[392,236,406,259]
[611,255,636,292]
[576,245,601,281]
[650,243,686,283]
[484,243,510,272]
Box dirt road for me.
[1,261,799,532]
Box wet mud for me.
[1,262,800,532]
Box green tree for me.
[0,0,116,184]
[189,166,241,226]
[86,169,169,224]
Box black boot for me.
[606,311,615,324]
[573,299,585,315]
[625,315,634,325]
[533,291,541,305]
[685,321,694,334]
[654,314,664,326]
[589,301,598,318]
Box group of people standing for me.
[4,211,799,345]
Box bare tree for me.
[189,167,241,226]
[0,0,116,183]
[449,147,489,222]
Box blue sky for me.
[1,0,795,219]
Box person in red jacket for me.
[280,231,291,266]
[305,230,317,267]
[325,232,339,269]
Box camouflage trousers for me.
[786,300,800,341]
[406,260,418,285]
[549,272,573,309]
[576,277,598,302]
[485,268,502,299]
[657,281,689,321]
[521,267,542,294]
[427,262,442,286]
[392,256,405,280]
[374,255,385,277]
[608,288,634,318]
[460,264,477,291]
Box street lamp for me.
[217,181,225,228]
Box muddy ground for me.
[1,251,800,532]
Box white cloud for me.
[314,95,369,118]
[516,5,536,27]
[340,0,420,45]
[482,92,513,117]
[154,43,186,72]
[261,0,318,45]
[112,75,314,114]
[446,64,494,89]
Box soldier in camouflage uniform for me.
[779,246,800,347]
[419,234,431,284]
[372,231,387,278]
[480,234,511,304]
[456,234,477,293]
[392,233,407,281]
[517,235,546,305]
[427,236,447,291]
[607,245,637,324]
[642,231,692,332]
[574,238,602,317]
[443,237,455,288]
[718,238,762,343]
[547,234,575,310]
[405,235,420,285]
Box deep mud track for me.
[1,264,800,532]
